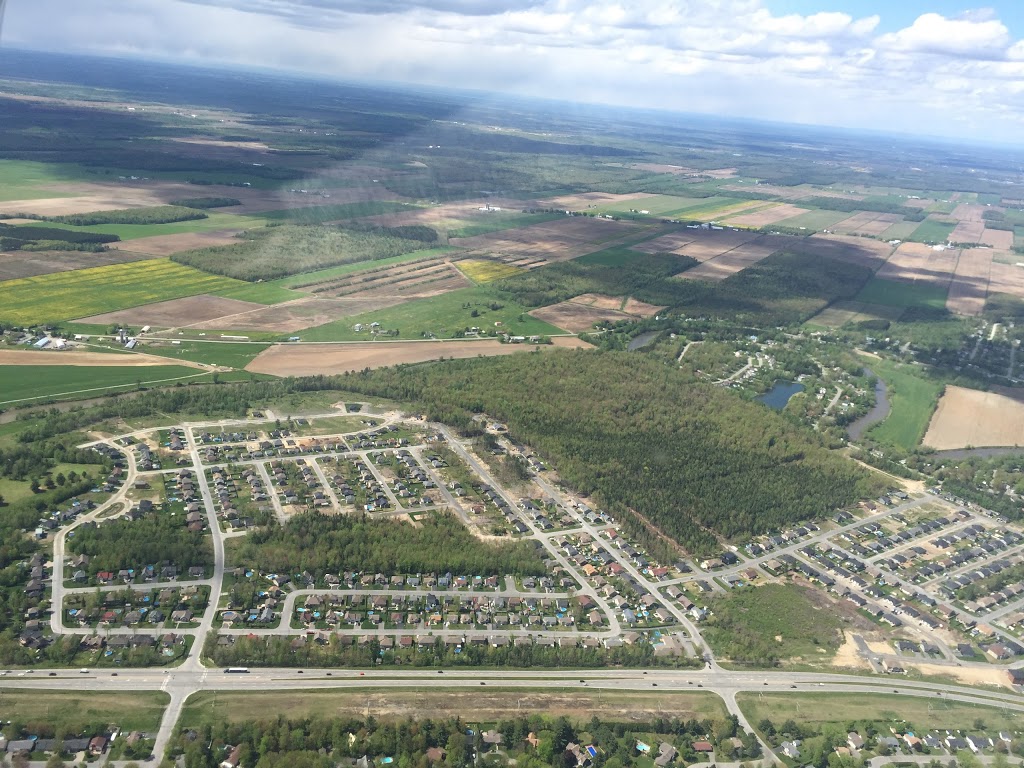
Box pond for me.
[757,380,805,410]
[627,331,659,351]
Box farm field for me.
[275,248,454,289]
[0,349,203,367]
[677,235,786,282]
[722,202,809,228]
[0,364,218,407]
[855,277,949,309]
[675,197,769,222]
[530,293,665,332]
[245,336,590,376]
[180,689,725,729]
[0,690,168,733]
[874,242,959,289]
[0,258,246,326]
[107,229,246,257]
[78,294,269,328]
[590,193,708,216]
[455,258,525,283]
[877,219,920,240]
[0,245,155,281]
[134,340,271,369]
[0,160,86,201]
[739,692,1022,734]
[988,262,1024,299]
[786,234,894,271]
[806,300,905,328]
[297,286,565,341]
[25,211,268,240]
[923,385,1024,450]
[907,217,957,244]
[256,200,418,223]
[946,247,993,316]
[451,216,644,264]
[865,357,945,451]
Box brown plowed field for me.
[674,229,761,262]
[0,248,152,282]
[833,211,904,236]
[725,203,809,228]
[0,349,203,368]
[982,229,1014,249]
[946,248,992,316]
[629,232,697,254]
[188,297,402,333]
[952,203,985,222]
[245,336,591,376]
[450,216,640,263]
[924,385,1024,449]
[785,234,894,271]
[677,235,785,282]
[876,242,958,286]
[79,295,266,328]
[950,220,985,244]
[110,230,244,257]
[529,294,665,333]
[988,263,1024,298]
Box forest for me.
[45,205,209,226]
[67,509,214,574]
[172,711,757,768]
[339,351,883,554]
[232,512,547,577]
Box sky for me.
[5,1,1024,144]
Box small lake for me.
[627,331,659,351]
[757,380,805,410]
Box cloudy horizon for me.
[4,1,1024,144]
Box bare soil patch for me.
[950,219,985,244]
[79,295,265,328]
[110,230,245,257]
[629,232,697,254]
[833,211,903,236]
[0,248,151,282]
[952,203,986,222]
[189,297,400,333]
[988,262,1024,299]
[246,336,591,376]
[451,216,640,264]
[923,385,1024,450]
[677,235,786,282]
[0,349,202,367]
[876,242,958,286]
[946,248,992,316]
[725,203,809,228]
[530,295,664,332]
[982,228,1014,249]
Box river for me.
[847,368,890,440]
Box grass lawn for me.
[866,357,945,451]
[908,218,957,244]
[275,248,454,289]
[136,341,270,368]
[0,258,247,325]
[0,364,220,407]
[0,689,169,732]
[0,477,33,505]
[24,211,268,240]
[0,160,87,201]
[738,692,1022,734]
[775,209,849,230]
[298,286,563,342]
[702,583,845,666]
[855,277,949,310]
[180,689,726,729]
[257,201,419,224]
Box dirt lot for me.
[876,242,958,286]
[786,234,894,271]
[946,247,992,316]
[246,336,591,376]
[982,228,1015,249]
[923,385,1024,449]
[833,211,904,236]
[530,294,664,332]
[0,248,151,281]
[79,295,266,328]
[451,216,641,263]
[0,348,203,367]
[988,262,1024,299]
[677,235,786,281]
[111,230,245,257]
[724,203,809,228]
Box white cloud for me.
[3,1,1024,143]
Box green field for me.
[0,258,247,325]
[0,689,169,732]
[445,211,564,238]
[0,160,85,202]
[298,286,564,341]
[775,209,849,230]
[275,248,454,289]
[258,201,420,224]
[865,357,945,450]
[739,692,1022,734]
[855,277,949,309]
[594,194,709,216]
[0,364,222,406]
[135,341,270,368]
[908,218,957,244]
[210,281,306,304]
[878,219,921,241]
[25,211,267,240]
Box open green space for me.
[257,200,419,224]
[209,281,306,304]
[775,208,849,230]
[0,160,85,202]
[908,218,957,244]
[739,692,1022,734]
[0,364,229,407]
[0,478,33,505]
[275,247,453,289]
[593,194,709,216]
[179,688,726,728]
[878,219,921,241]
[855,277,949,309]
[299,285,563,341]
[136,340,270,368]
[0,689,169,732]
[865,356,945,450]
[0,258,246,325]
[26,211,267,240]
[702,583,845,666]
[446,210,564,238]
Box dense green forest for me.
[339,351,882,553]
[233,512,546,576]
[0,223,118,252]
[68,510,214,574]
[170,711,755,768]
[46,205,209,226]
[171,225,426,281]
